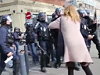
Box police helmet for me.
[25,22,33,27]
[0,16,7,24]
[77,9,87,16]
[0,15,12,25]
[55,8,62,16]
[25,22,33,31]
[37,12,46,22]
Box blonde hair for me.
[64,5,80,22]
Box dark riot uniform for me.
[78,9,92,51]
[80,17,91,51]
[0,16,19,75]
[84,16,100,58]
[50,8,64,68]
[34,12,51,72]
[0,25,13,74]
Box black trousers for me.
[39,41,47,69]
[53,37,61,65]
[0,61,6,75]
[92,34,100,54]
[40,52,46,68]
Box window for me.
[0,0,2,2]
[32,14,38,25]
[47,15,52,23]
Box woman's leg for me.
[66,62,74,75]
[68,67,74,75]
[81,63,93,75]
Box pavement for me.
[2,42,100,75]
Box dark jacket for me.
[35,21,50,41]
[80,17,91,47]
[0,25,12,61]
[13,32,21,42]
[84,16,96,34]
[25,29,37,44]
[80,18,89,38]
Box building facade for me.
[0,0,64,31]
[95,0,100,41]
[0,0,100,32]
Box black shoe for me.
[54,63,61,68]
[74,63,80,71]
[3,68,6,71]
[74,66,80,71]
[54,63,57,68]
[98,55,100,59]
[46,64,51,68]
[40,68,46,73]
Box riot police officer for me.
[78,9,93,51]
[25,23,39,64]
[0,15,13,74]
[51,8,64,68]
[34,12,51,72]
[84,10,100,58]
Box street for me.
[2,42,100,75]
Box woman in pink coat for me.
[48,5,93,75]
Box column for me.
[11,13,26,32]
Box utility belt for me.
[14,39,20,42]
[38,35,49,40]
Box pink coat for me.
[48,16,93,63]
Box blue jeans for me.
[14,41,20,55]
[27,43,39,63]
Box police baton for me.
[36,42,46,55]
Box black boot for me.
[81,65,93,75]
[98,54,100,58]
[98,52,100,58]
[40,67,46,72]
[54,63,58,68]
[46,64,51,68]
[54,62,61,68]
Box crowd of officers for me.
[0,8,100,75]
